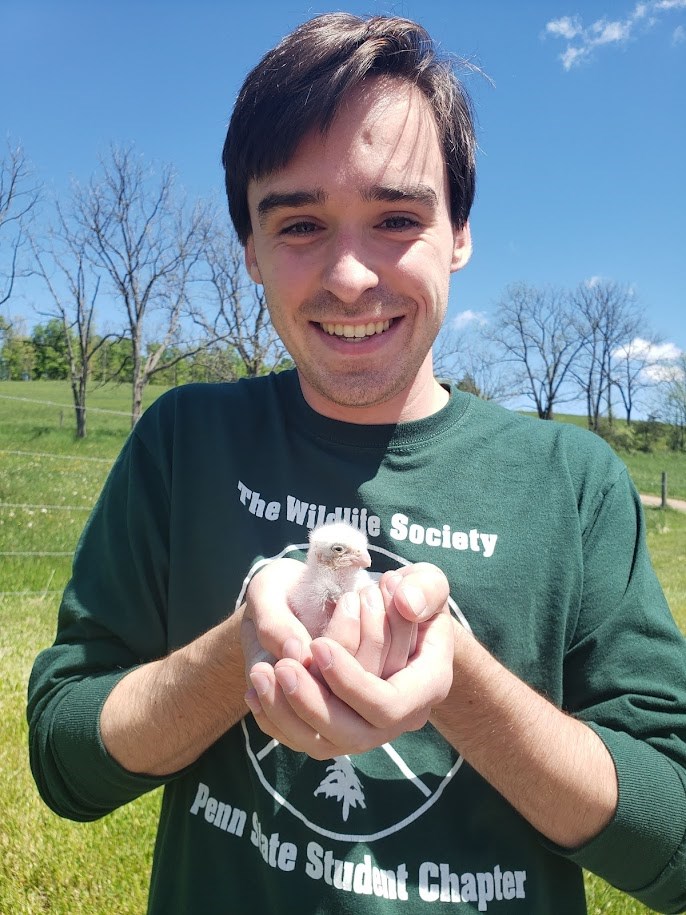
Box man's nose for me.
[321,234,379,303]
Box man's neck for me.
[297,372,449,425]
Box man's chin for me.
[296,368,422,422]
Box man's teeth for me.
[321,319,392,339]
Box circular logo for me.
[239,539,469,843]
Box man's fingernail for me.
[249,671,269,696]
[385,571,403,596]
[402,583,427,618]
[283,637,303,661]
[311,642,334,671]
[274,666,297,694]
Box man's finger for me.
[381,563,450,622]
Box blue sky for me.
[2,0,685,366]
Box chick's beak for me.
[358,548,372,569]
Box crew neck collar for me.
[277,369,470,450]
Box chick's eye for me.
[331,544,345,554]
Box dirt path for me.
[640,494,686,513]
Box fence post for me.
[661,471,667,509]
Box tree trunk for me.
[132,379,144,426]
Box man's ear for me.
[245,236,263,285]
[450,221,472,273]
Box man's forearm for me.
[431,622,618,849]
[100,609,247,777]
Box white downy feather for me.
[290,521,372,636]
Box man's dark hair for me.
[222,12,477,244]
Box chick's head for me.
[308,522,372,571]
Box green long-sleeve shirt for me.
[28,370,686,913]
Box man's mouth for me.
[319,318,392,341]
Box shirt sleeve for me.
[27,413,180,821]
[553,467,686,914]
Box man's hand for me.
[241,560,453,758]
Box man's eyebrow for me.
[362,184,439,208]
[256,189,327,224]
[255,184,439,226]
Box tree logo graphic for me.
[314,757,367,822]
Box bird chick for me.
[290,522,373,636]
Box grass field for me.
[1,380,684,914]
[543,411,686,502]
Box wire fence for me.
[0,387,140,447]
[0,448,113,464]
[0,393,131,417]
[1,502,94,510]
[1,431,115,597]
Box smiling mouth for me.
[319,318,393,340]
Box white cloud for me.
[616,337,682,361]
[591,19,633,43]
[614,337,683,381]
[544,0,686,69]
[654,0,686,11]
[546,16,583,39]
[451,310,488,329]
[561,46,590,70]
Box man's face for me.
[245,77,471,423]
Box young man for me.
[28,13,686,914]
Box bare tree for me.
[0,141,40,308]
[611,335,665,427]
[660,354,686,451]
[489,283,584,419]
[570,281,646,430]
[434,322,512,401]
[201,217,287,377]
[73,145,213,424]
[30,196,118,437]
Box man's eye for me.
[379,215,420,230]
[281,221,318,235]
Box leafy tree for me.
[633,415,663,453]
[91,337,134,384]
[0,318,35,379]
[31,319,71,380]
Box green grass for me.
[0,380,166,598]
[643,507,686,626]
[1,382,684,913]
[621,449,686,502]
[548,411,686,501]
[0,379,165,458]
[0,597,160,915]
[0,381,166,913]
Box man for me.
[28,13,686,914]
